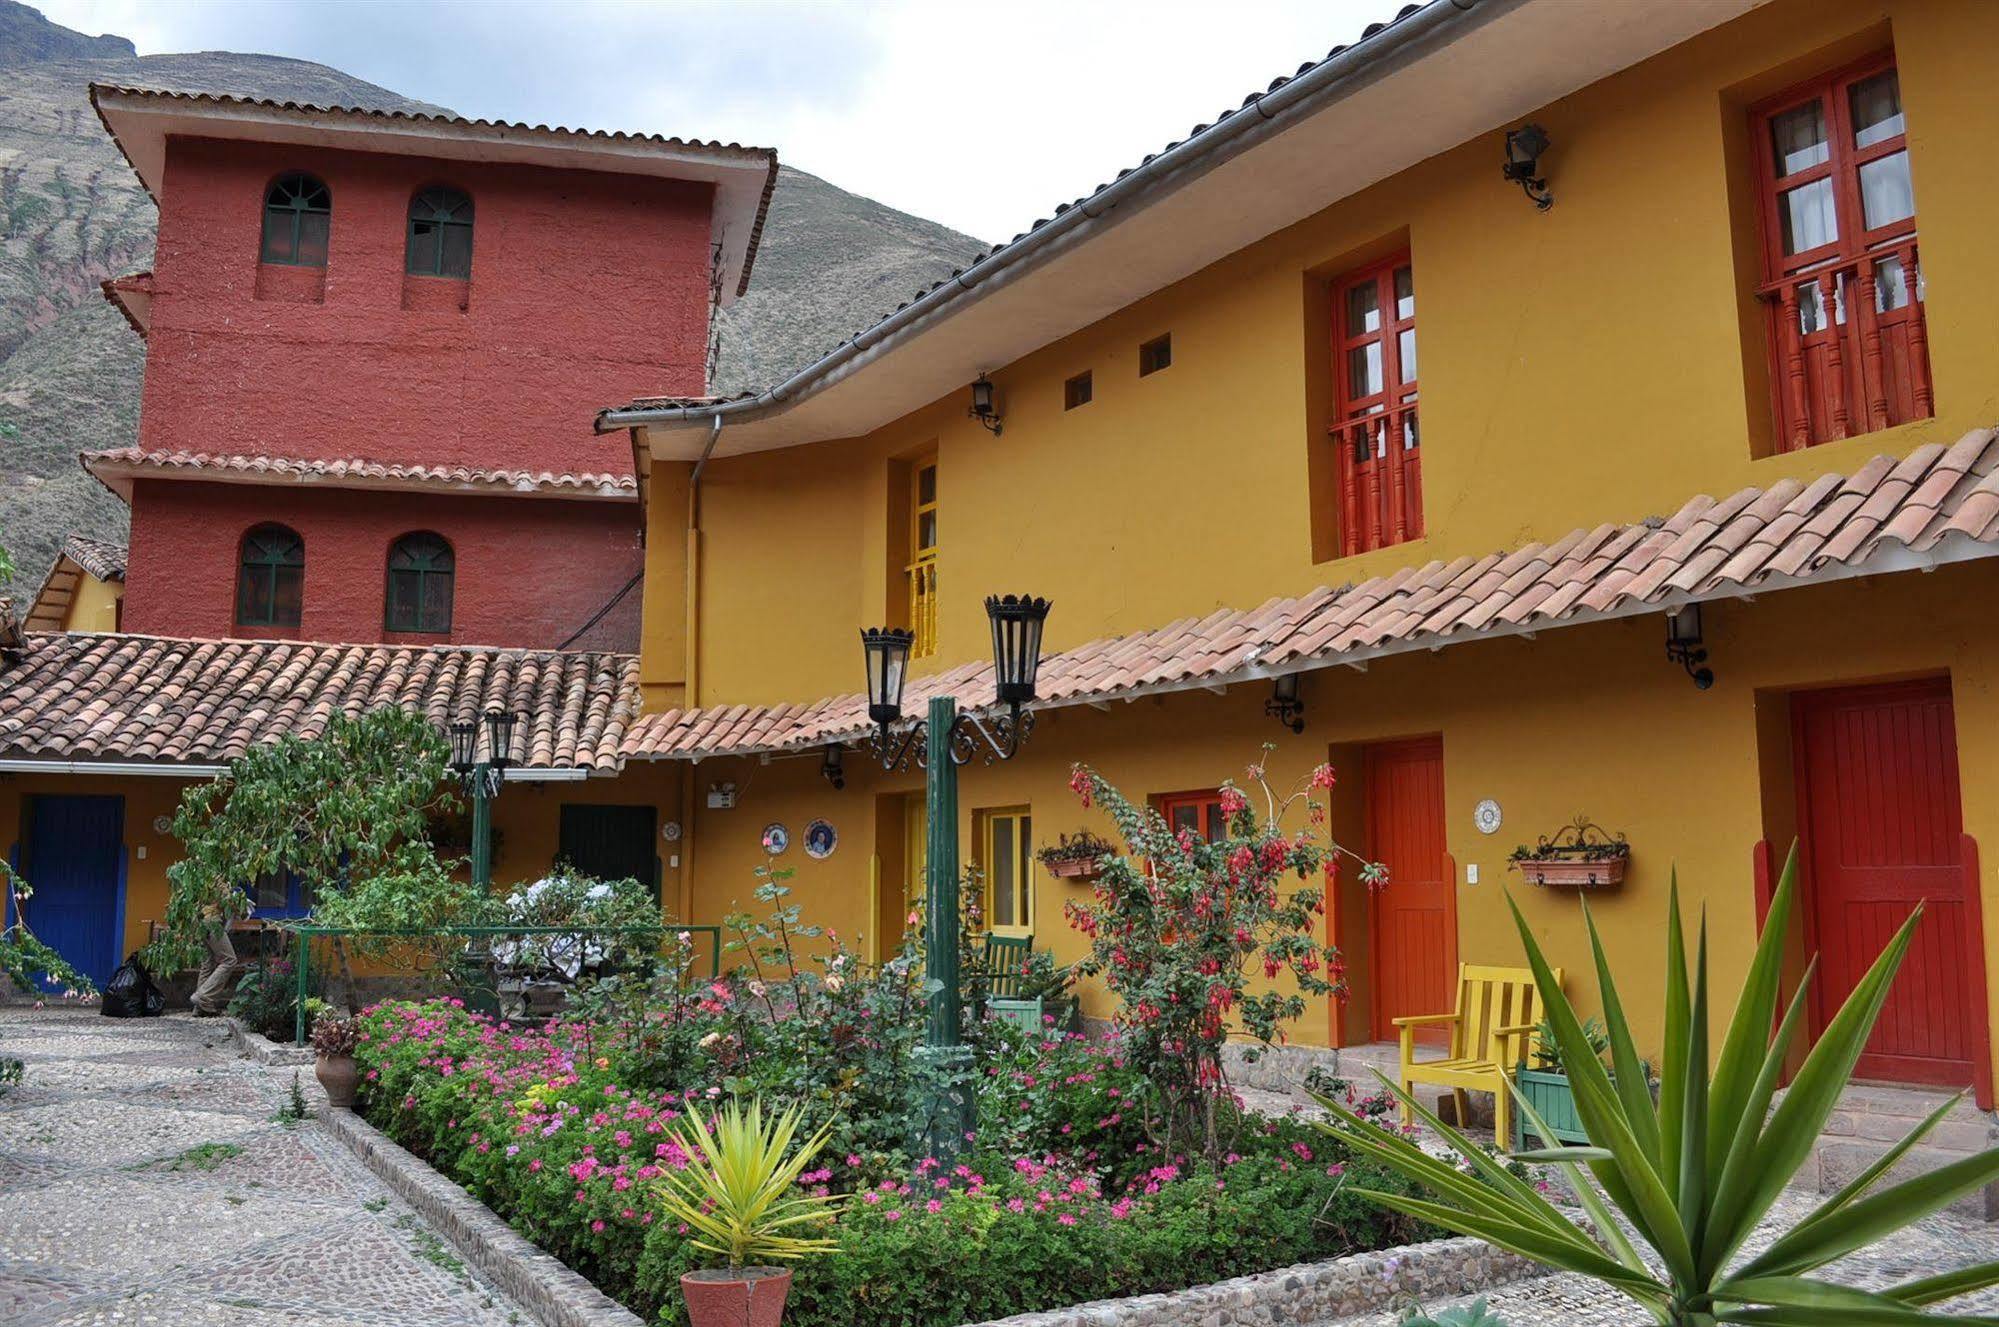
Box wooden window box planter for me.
[1509,817,1629,890]
[1512,856,1629,889]
[1037,831,1114,883]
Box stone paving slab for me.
[0,1009,530,1327]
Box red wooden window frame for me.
[1751,53,1931,450]
[1331,253,1421,556]
[1158,790,1227,843]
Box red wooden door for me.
[1795,679,1980,1088]
[1367,737,1454,1042]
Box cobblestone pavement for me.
[0,1006,530,1327]
[1334,1188,1999,1325]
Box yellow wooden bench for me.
[1395,962,1561,1148]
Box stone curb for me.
[222,1015,316,1066]
[963,1234,1548,1327]
[321,1106,647,1327]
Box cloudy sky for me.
[35,0,1412,243]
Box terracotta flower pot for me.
[1042,856,1102,882]
[315,1052,358,1109]
[682,1267,792,1327]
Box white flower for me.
[699,1031,723,1048]
[825,975,845,993]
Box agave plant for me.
[656,1099,841,1268]
[1317,848,1999,1325]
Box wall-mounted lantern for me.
[968,374,1003,436]
[1665,604,1714,690]
[1265,673,1306,734]
[1502,123,1553,211]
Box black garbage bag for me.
[99,954,165,1018]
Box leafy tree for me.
[149,708,486,983]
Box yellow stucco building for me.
[598,0,1999,1104]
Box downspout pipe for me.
[676,413,723,927]
[685,412,723,707]
[597,0,1498,435]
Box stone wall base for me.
[322,1106,646,1327]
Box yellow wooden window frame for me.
[979,806,1033,937]
[903,791,928,925]
[907,459,939,658]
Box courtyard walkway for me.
[0,1006,529,1327]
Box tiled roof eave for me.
[619,431,1999,763]
[81,448,638,503]
[0,635,640,774]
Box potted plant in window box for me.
[309,1011,361,1109]
[1036,830,1115,882]
[1508,816,1629,889]
[657,1099,839,1327]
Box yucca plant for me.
[1316,848,1999,1326]
[656,1099,841,1268]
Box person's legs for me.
[191,926,239,1014]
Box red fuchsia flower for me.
[1310,763,1338,791]
[1218,785,1249,816]
[1068,764,1094,807]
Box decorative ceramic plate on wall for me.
[804,819,837,859]
[761,822,790,855]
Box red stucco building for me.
[87,85,777,650]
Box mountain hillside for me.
[0,1,984,595]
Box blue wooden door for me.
[21,795,125,988]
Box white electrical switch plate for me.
[1465,863,1479,885]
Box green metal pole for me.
[923,695,960,1048]
[920,695,973,1158]
[293,929,309,1046]
[471,766,493,891]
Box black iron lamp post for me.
[856,594,1050,1151]
[449,708,519,889]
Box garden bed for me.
[352,999,1492,1327]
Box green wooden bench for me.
[977,934,1083,1034]
[980,933,1036,998]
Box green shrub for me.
[356,999,1444,1327]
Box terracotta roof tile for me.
[621,430,1999,762]
[0,635,637,772]
[82,448,637,501]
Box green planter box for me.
[1513,1066,1589,1148]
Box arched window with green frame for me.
[237,523,304,628]
[406,186,474,279]
[260,172,331,267]
[385,531,454,633]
